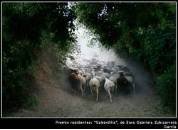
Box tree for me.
[2,3,76,114]
[75,3,176,111]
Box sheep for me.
[68,67,79,74]
[95,75,105,88]
[119,66,131,73]
[117,72,135,95]
[69,69,86,96]
[103,72,110,79]
[84,73,92,95]
[89,77,100,101]
[109,73,120,93]
[104,78,115,103]
[78,73,87,96]
[124,73,136,95]
[85,72,92,86]
[68,72,81,92]
[78,69,93,96]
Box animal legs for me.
[80,82,84,96]
[96,88,99,101]
[90,86,93,95]
[107,89,112,103]
[132,82,135,96]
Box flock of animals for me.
[68,62,136,103]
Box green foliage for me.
[142,25,176,74]
[76,3,176,112]
[2,3,76,114]
[156,65,176,111]
[23,96,38,109]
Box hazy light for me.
[66,20,126,68]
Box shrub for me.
[156,65,176,112]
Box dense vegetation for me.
[2,3,76,114]
[75,3,176,112]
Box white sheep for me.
[104,78,115,103]
[89,77,100,101]
[109,73,120,93]
[95,75,105,88]
[78,73,87,96]
[85,72,92,87]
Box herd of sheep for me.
[68,63,136,103]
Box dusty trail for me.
[9,45,174,117]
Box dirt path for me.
[9,45,174,117]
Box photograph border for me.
[1,0,177,119]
